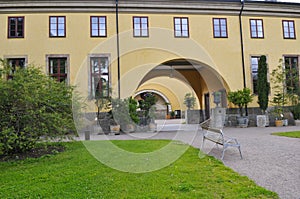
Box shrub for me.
[0,60,76,155]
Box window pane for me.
[50,17,57,23]
[175,24,181,31]
[134,17,140,24]
[134,29,140,36]
[58,24,64,30]
[257,20,262,26]
[182,31,188,37]
[182,24,188,31]
[182,18,188,25]
[58,17,65,23]
[50,30,57,37]
[142,23,147,29]
[175,31,181,37]
[213,19,219,26]
[142,29,148,36]
[141,18,147,24]
[91,17,98,23]
[221,31,227,37]
[58,30,65,36]
[174,18,180,25]
[99,29,106,36]
[99,17,105,24]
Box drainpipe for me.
[116,0,121,99]
[239,0,248,116]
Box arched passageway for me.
[136,58,229,120]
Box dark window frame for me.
[90,16,107,37]
[282,20,296,39]
[213,18,228,38]
[6,58,26,80]
[48,57,68,82]
[284,56,299,93]
[173,17,189,38]
[133,16,149,37]
[8,16,25,38]
[250,56,260,94]
[250,19,264,39]
[49,16,66,38]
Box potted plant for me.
[256,55,270,127]
[111,97,139,133]
[138,92,157,131]
[184,93,196,110]
[227,88,253,127]
[291,103,300,126]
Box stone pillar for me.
[210,107,226,128]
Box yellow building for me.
[1,0,300,119]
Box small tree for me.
[227,88,253,117]
[138,92,157,124]
[257,55,269,113]
[270,59,287,119]
[184,93,196,110]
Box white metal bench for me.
[200,119,242,160]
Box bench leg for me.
[238,146,243,159]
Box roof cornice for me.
[0,0,300,18]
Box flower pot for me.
[256,115,267,127]
[122,124,135,133]
[282,119,288,126]
[275,120,283,127]
[148,123,157,132]
[237,116,249,128]
[110,125,120,135]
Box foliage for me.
[270,58,300,119]
[291,103,300,120]
[227,88,253,116]
[111,97,140,129]
[138,92,157,118]
[128,97,139,124]
[184,93,196,110]
[0,60,76,155]
[0,141,278,199]
[272,131,300,138]
[257,55,270,113]
[270,60,288,119]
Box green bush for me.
[0,60,76,155]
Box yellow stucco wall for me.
[1,7,300,111]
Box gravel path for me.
[218,126,300,199]
[80,124,300,199]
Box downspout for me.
[239,0,248,116]
[116,0,121,99]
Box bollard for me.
[85,130,90,140]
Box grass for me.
[0,140,278,199]
[272,131,300,138]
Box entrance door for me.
[204,93,210,120]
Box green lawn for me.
[0,140,278,199]
[272,131,300,138]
